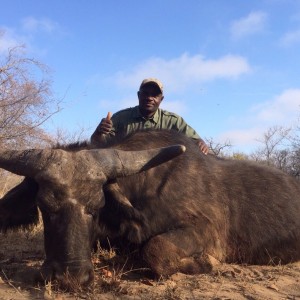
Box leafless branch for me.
[0,34,62,149]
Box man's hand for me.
[198,139,209,155]
[96,112,113,135]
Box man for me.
[91,78,209,154]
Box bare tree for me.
[205,137,232,156]
[290,119,300,149]
[50,125,90,146]
[250,126,292,166]
[248,125,300,178]
[287,148,300,178]
[0,37,61,149]
[287,123,300,178]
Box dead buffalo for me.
[1,129,300,287]
[0,135,185,286]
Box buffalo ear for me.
[0,177,39,232]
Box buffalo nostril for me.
[78,267,94,286]
[38,260,94,287]
[55,268,94,288]
[56,265,94,287]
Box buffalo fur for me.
[1,129,300,278]
[99,130,300,274]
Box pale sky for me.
[1,0,300,153]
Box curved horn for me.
[90,144,186,179]
[0,149,62,177]
[0,144,186,182]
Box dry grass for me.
[1,173,300,299]
[1,234,300,300]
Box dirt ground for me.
[0,226,300,300]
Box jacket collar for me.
[133,106,160,124]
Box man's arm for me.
[197,138,209,155]
[91,112,113,147]
[173,114,209,155]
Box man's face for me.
[138,83,164,117]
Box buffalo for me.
[0,129,300,287]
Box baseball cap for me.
[140,78,163,94]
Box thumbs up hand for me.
[96,111,113,135]
[106,112,112,121]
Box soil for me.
[0,226,300,300]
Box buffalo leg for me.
[141,227,220,276]
[103,180,143,220]
[102,181,150,243]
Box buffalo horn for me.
[0,149,62,177]
[0,144,186,180]
[97,144,186,179]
